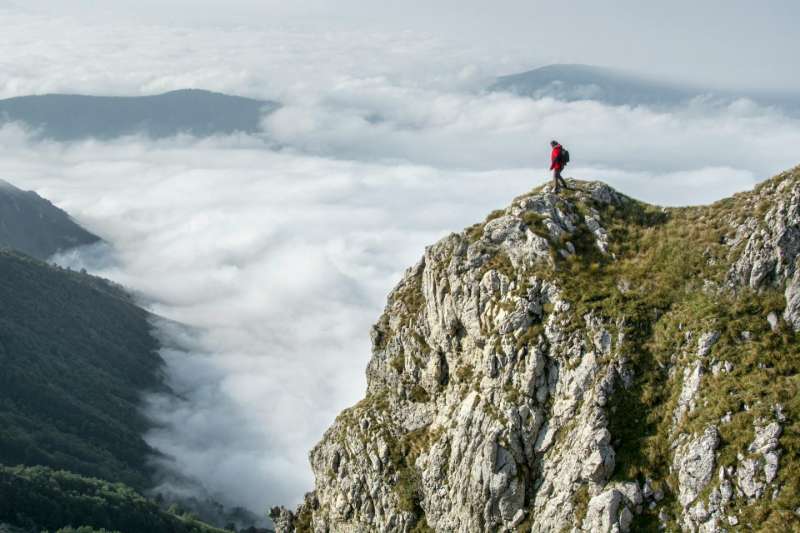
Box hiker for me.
[550,140,569,193]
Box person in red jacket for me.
[550,140,568,193]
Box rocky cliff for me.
[272,167,800,532]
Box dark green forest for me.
[0,250,249,531]
[0,181,100,260]
[0,249,162,489]
[0,465,227,533]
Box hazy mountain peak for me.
[491,64,800,114]
[490,64,699,107]
[0,89,279,140]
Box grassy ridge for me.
[527,171,800,529]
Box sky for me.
[7,0,800,91]
[0,0,799,518]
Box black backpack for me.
[560,147,570,166]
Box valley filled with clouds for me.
[1,5,799,514]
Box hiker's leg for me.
[557,169,568,189]
[552,169,561,192]
[556,169,566,190]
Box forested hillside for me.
[0,249,162,489]
[0,180,99,260]
[0,465,228,533]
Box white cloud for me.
[13,131,531,511]
[1,8,799,517]
[260,89,800,201]
[0,9,503,101]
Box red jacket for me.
[550,144,563,171]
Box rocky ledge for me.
[272,167,800,532]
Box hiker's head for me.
[550,140,558,147]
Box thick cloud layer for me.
[1,7,799,515]
[0,8,506,100]
[9,131,528,510]
[11,1,800,90]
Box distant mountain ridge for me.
[0,179,99,260]
[490,64,800,113]
[0,89,278,140]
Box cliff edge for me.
[273,168,800,532]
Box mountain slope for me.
[0,89,277,141]
[0,465,229,533]
[0,244,267,532]
[272,167,800,532]
[0,179,99,260]
[490,64,800,113]
[0,249,163,489]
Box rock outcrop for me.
[273,167,800,532]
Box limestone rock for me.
[784,267,800,331]
[673,426,719,508]
[727,175,800,290]
[735,420,783,501]
[696,331,720,358]
[674,362,702,425]
[582,489,624,533]
[272,173,800,533]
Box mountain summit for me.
[272,167,800,532]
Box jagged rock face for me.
[728,176,800,292]
[288,182,627,533]
[272,168,800,532]
[673,426,720,508]
[727,173,800,332]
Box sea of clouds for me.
[1,7,799,515]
